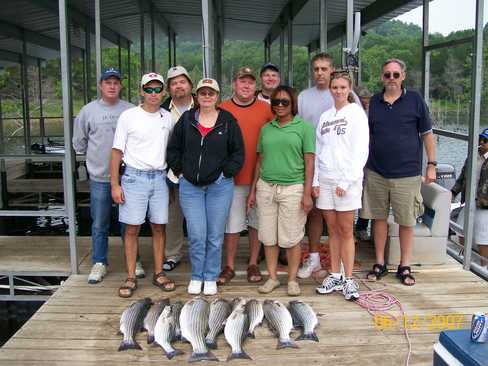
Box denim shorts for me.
[119,166,169,225]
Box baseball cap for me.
[100,67,121,81]
[234,66,256,80]
[260,63,280,75]
[167,65,192,83]
[140,72,165,87]
[196,78,220,93]
[479,128,488,140]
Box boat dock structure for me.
[0,0,487,365]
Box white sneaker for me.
[188,280,203,295]
[88,263,107,284]
[135,260,146,279]
[316,274,343,294]
[297,256,322,279]
[203,281,218,296]
[343,278,360,301]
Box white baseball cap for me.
[167,65,191,83]
[140,72,165,87]
[196,78,220,93]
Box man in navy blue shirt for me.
[361,58,436,286]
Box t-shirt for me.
[220,98,274,185]
[298,86,361,129]
[367,88,432,178]
[257,116,315,185]
[112,106,174,171]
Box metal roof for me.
[0,0,423,66]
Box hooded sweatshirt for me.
[313,103,369,190]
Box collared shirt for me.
[367,88,432,179]
[169,98,194,124]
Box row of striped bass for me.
[118,297,152,351]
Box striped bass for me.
[224,302,251,361]
[205,298,232,349]
[118,297,152,351]
[289,300,319,342]
[263,299,298,349]
[143,297,169,344]
[154,305,183,359]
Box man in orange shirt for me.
[218,67,274,285]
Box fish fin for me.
[118,340,143,351]
[277,340,299,349]
[246,331,255,339]
[296,332,319,342]
[165,348,184,360]
[205,339,218,349]
[147,334,155,344]
[227,351,252,361]
[188,352,219,363]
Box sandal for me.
[366,263,388,281]
[247,264,263,283]
[396,265,416,286]
[152,272,176,292]
[118,277,137,298]
[217,266,235,286]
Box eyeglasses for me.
[143,86,163,94]
[198,90,217,97]
[271,98,291,107]
[383,72,401,79]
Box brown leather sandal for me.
[217,266,235,286]
[247,264,262,283]
[153,272,176,292]
[118,277,137,298]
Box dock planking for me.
[0,236,487,365]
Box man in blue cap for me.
[256,63,280,103]
[451,127,488,267]
[73,67,145,283]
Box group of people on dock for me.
[73,53,439,300]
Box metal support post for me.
[422,0,430,105]
[168,28,172,68]
[279,29,284,78]
[37,59,45,145]
[21,33,31,154]
[319,0,327,52]
[202,0,214,78]
[215,24,222,86]
[127,43,131,101]
[287,21,293,86]
[463,0,485,271]
[84,24,92,101]
[59,0,79,275]
[172,31,176,65]
[346,0,354,50]
[307,45,312,88]
[139,0,145,75]
[95,0,102,95]
[0,96,3,154]
[118,36,122,72]
[151,6,156,71]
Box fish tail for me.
[246,331,255,339]
[165,348,184,360]
[227,351,252,361]
[277,340,299,349]
[296,332,319,342]
[147,334,155,344]
[118,340,143,351]
[188,351,219,363]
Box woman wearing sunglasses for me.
[247,85,315,296]
[313,71,369,301]
[167,78,244,296]
[451,128,488,268]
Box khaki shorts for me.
[225,185,258,233]
[256,179,306,248]
[360,169,423,227]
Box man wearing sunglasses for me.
[111,72,176,297]
[361,58,436,286]
[73,67,144,284]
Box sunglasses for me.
[271,98,291,107]
[143,86,164,94]
[383,72,401,79]
[198,90,217,97]
[480,138,488,144]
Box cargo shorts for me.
[360,169,423,227]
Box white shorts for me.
[315,178,363,212]
[456,207,488,245]
[225,185,258,233]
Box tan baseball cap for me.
[234,66,256,80]
[167,65,192,83]
[196,78,220,93]
[140,72,165,87]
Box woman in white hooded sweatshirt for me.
[314,71,369,301]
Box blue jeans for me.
[179,175,234,281]
[90,181,113,265]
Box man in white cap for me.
[160,66,195,271]
[111,72,176,297]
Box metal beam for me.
[139,0,145,75]
[21,34,31,154]
[279,29,284,76]
[58,0,78,275]
[319,0,327,51]
[424,36,474,52]
[0,49,39,65]
[84,26,92,101]
[139,0,174,37]
[95,0,102,95]
[32,0,130,48]
[202,0,214,78]
[264,0,309,44]
[0,20,82,57]
[287,21,293,86]
[463,0,485,271]
[172,31,176,65]
[422,0,430,104]
[151,6,156,71]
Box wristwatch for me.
[427,161,438,166]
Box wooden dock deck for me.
[1,236,488,365]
